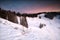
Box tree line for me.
[0,8,60,28]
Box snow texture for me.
[0,14,60,40]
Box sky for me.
[0,0,60,13]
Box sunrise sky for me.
[0,0,60,13]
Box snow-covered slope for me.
[0,18,28,40]
[0,14,60,40]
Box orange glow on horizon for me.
[19,4,60,13]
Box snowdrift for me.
[0,14,60,40]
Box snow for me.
[0,14,60,40]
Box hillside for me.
[0,14,60,40]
